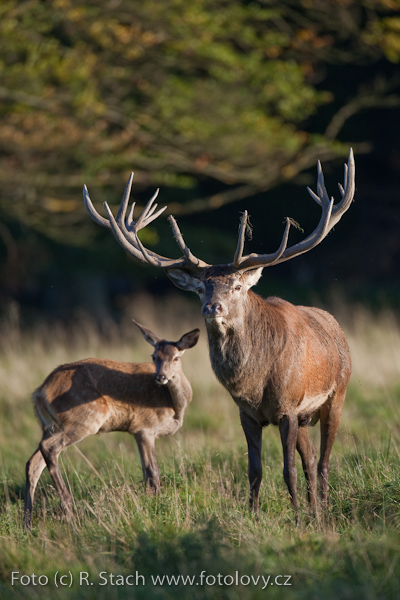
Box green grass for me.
[0,299,400,599]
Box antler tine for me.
[103,185,165,249]
[84,172,209,270]
[116,172,134,225]
[234,149,355,271]
[125,188,165,229]
[269,217,292,263]
[133,189,161,230]
[83,184,111,229]
[316,160,331,206]
[236,217,292,271]
[331,148,355,219]
[168,216,209,268]
[103,201,145,261]
[343,163,348,192]
[233,211,248,268]
[84,173,135,231]
[104,201,188,268]
[139,204,168,228]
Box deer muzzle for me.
[201,301,223,319]
[155,373,168,385]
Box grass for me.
[0,296,400,599]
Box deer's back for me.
[34,358,177,435]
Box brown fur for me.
[166,264,351,513]
[83,151,355,516]
[23,323,199,529]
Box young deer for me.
[23,320,199,529]
[84,150,355,515]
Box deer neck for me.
[205,293,285,399]
[205,290,260,345]
[165,370,192,409]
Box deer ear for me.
[243,267,263,289]
[132,319,162,347]
[176,328,200,351]
[165,268,201,293]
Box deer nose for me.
[155,373,168,385]
[202,302,223,318]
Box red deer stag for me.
[24,320,199,529]
[83,149,355,514]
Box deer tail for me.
[33,387,60,429]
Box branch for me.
[165,146,339,216]
[325,80,400,140]
[167,184,260,215]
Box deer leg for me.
[296,427,317,512]
[240,409,263,514]
[39,431,74,514]
[39,422,101,516]
[133,431,160,494]
[318,391,346,506]
[279,414,299,511]
[24,448,47,530]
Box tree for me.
[0,0,399,301]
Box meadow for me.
[0,294,399,599]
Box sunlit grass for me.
[0,297,400,599]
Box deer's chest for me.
[208,332,287,423]
[209,338,268,406]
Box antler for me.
[233,148,355,271]
[84,150,354,275]
[83,173,208,269]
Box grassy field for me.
[0,295,399,599]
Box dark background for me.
[0,0,399,324]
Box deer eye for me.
[234,284,242,291]
[174,356,180,362]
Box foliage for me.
[0,0,399,242]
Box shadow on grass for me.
[0,515,399,600]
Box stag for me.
[24,320,199,529]
[84,150,355,514]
